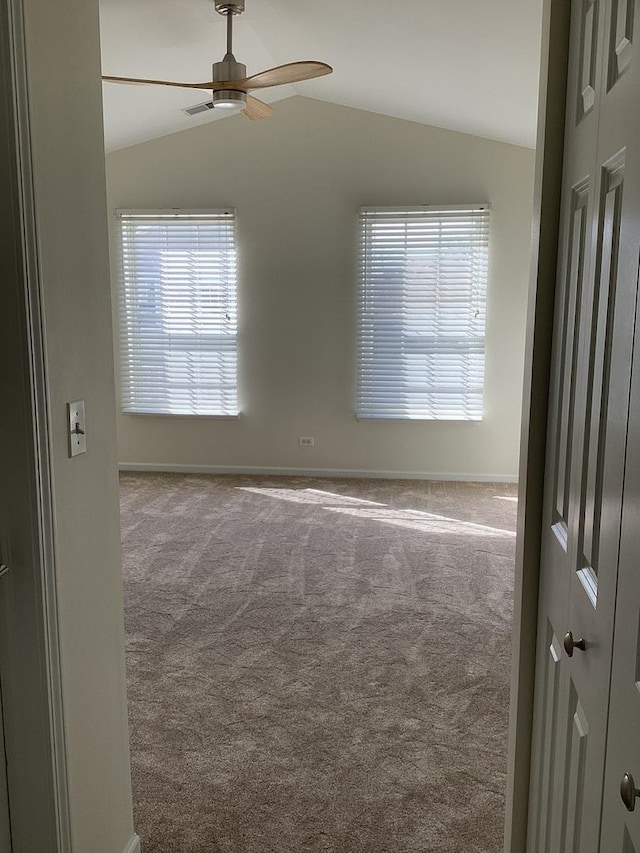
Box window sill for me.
[356,415,483,423]
[121,411,242,420]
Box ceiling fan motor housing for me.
[212,58,246,84]
[211,57,247,108]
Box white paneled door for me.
[528,0,640,850]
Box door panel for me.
[579,156,624,586]
[561,691,589,852]
[579,0,600,116]
[608,0,635,83]
[528,630,564,852]
[554,182,589,536]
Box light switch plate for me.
[68,400,86,457]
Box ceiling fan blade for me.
[243,95,275,121]
[102,75,224,91]
[242,61,333,90]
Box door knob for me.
[563,631,586,657]
[621,773,640,812]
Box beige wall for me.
[22,0,135,849]
[107,97,535,480]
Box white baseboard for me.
[122,835,141,853]
[119,462,517,484]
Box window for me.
[357,205,490,421]
[118,209,238,416]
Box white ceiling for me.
[99,0,543,153]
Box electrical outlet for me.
[298,436,315,447]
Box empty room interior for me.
[99,0,541,850]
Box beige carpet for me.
[119,474,517,853]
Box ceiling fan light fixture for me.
[211,89,247,109]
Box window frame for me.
[116,208,240,419]
[356,203,491,423]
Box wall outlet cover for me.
[298,436,315,447]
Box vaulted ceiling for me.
[99,0,543,152]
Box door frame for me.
[0,0,71,847]
[504,1,572,850]
[0,0,576,849]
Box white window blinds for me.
[357,205,490,421]
[118,210,239,416]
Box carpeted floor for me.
[119,474,518,853]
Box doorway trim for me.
[1,0,72,847]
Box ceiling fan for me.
[102,0,333,121]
